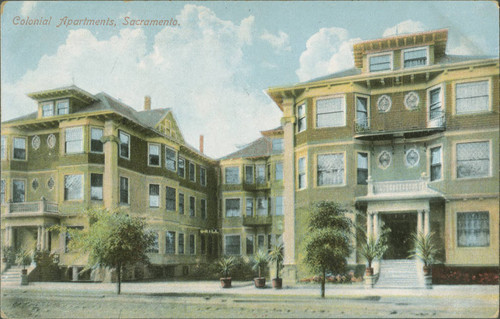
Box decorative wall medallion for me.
[32,135,41,150]
[405,148,420,167]
[32,179,39,191]
[47,177,55,190]
[378,150,392,169]
[377,95,392,113]
[404,92,420,110]
[47,134,56,149]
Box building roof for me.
[219,136,272,160]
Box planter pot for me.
[272,278,282,289]
[21,269,28,275]
[424,275,432,289]
[365,267,374,276]
[220,277,232,288]
[364,274,376,289]
[21,274,29,286]
[254,277,266,288]
[423,266,431,276]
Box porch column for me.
[423,209,430,235]
[6,226,13,247]
[37,226,42,250]
[367,211,373,240]
[417,210,423,234]
[72,266,79,281]
[373,212,380,240]
[103,120,119,210]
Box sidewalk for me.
[2,280,498,298]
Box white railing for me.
[367,175,429,195]
[8,199,59,214]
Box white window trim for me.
[119,176,130,205]
[401,46,429,69]
[165,146,177,172]
[427,83,445,125]
[245,197,254,217]
[56,99,70,115]
[149,183,160,208]
[12,136,27,161]
[178,157,186,178]
[63,174,84,202]
[314,94,346,129]
[119,131,131,160]
[354,94,371,129]
[224,234,241,255]
[297,156,307,190]
[148,143,161,167]
[64,127,84,155]
[224,197,241,218]
[90,127,104,154]
[297,102,307,133]
[200,166,207,186]
[165,186,176,212]
[41,101,55,117]
[315,151,347,188]
[367,51,394,73]
[224,166,240,185]
[453,78,492,115]
[453,139,492,180]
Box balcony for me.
[242,215,272,226]
[354,110,445,140]
[5,199,59,218]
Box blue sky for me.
[1,1,498,157]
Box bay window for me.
[456,81,489,114]
[430,146,442,181]
[165,231,176,254]
[225,198,240,217]
[225,235,240,255]
[149,184,159,207]
[225,167,239,184]
[90,128,103,153]
[12,180,25,203]
[13,137,26,160]
[456,141,490,178]
[90,173,103,200]
[316,96,345,128]
[165,147,177,171]
[317,153,344,186]
[65,127,83,154]
[64,175,83,201]
[165,186,176,211]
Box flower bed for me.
[432,265,499,285]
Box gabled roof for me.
[136,108,171,128]
[219,136,272,160]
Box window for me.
[429,87,442,121]
[356,97,369,129]
[257,197,268,216]
[201,199,207,219]
[317,153,344,186]
[456,81,489,114]
[207,236,213,255]
[119,177,129,204]
[246,198,253,217]
[268,234,273,251]
[165,231,176,254]
[403,48,427,68]
[257,234,265,250]
[90,128,103,153]
[357,153,368,185]
[245,166,254,184]
[65,127,83,154]
[275,162,283,181]
[225,198,241,217]
[201,236,206,255]
[200,167,207,186]
[297,103,306,133]
[316,97,345,128]
[42,102,54,117]
[119,131,130,159]
[56,100,69,115]
[272,138,284,152]
[189,234,196,255]
[189,196,195,217]
[369,53,391,72]
[179,193,184,214]
[189,162,195,182]
[256,165,265,184]
[246,235,254,255]
[457,212,489,247]
[12,180,25,203]
[178,233,185,254]
[275,196,283,216]
[225,235,240,255]
[165,187,176,211]
[149,184,160,207]
[64,175,83,200]
[430,147,442,181]
[178,157,185,178]
[165,147,177,171]
[147,232,159,253]
[225,167,239,184]
[298,157,306,189]
[456,141,490,178]
[90,173,103,200]
[148,144,160,166]
[13,137,26,160]
[267,164,271,181]
[1,136,6,160]
[1,180,5,204]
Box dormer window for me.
[403,47,428,68]
[56,100,69,115]
[42,102,54,117]
[369,53,392,72]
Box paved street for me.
[1,281,498,318]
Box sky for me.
[1,1,498,158]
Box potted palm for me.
[15,249,32,285]
[269,243,284,289]
[218,256,235,288]
[409,231,439,288]
[359,228,389,276]
[252,249,269,288]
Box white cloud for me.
[296,27,360,82]
[260,30,291,52]
[1,5,281,158]
[447,34,490,56]
[382,20,426,37]
[20,1,37,17]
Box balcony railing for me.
[354,110,446,135]
[242,215,272,226]
[7,199,59,215]
[367,175,429,196]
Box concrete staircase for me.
[375,259,423,288]
[1,266,23,284]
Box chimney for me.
[144,96,151,110]
[199,135,204,154]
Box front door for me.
[382,213,417,259]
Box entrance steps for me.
[375,259,423,288]
[1,267,23,283]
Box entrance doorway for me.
[381,213,417,259]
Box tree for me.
[304,201,353,298]
[359,228,390,272]
[55,207,155,294]
[269,243,284,280]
